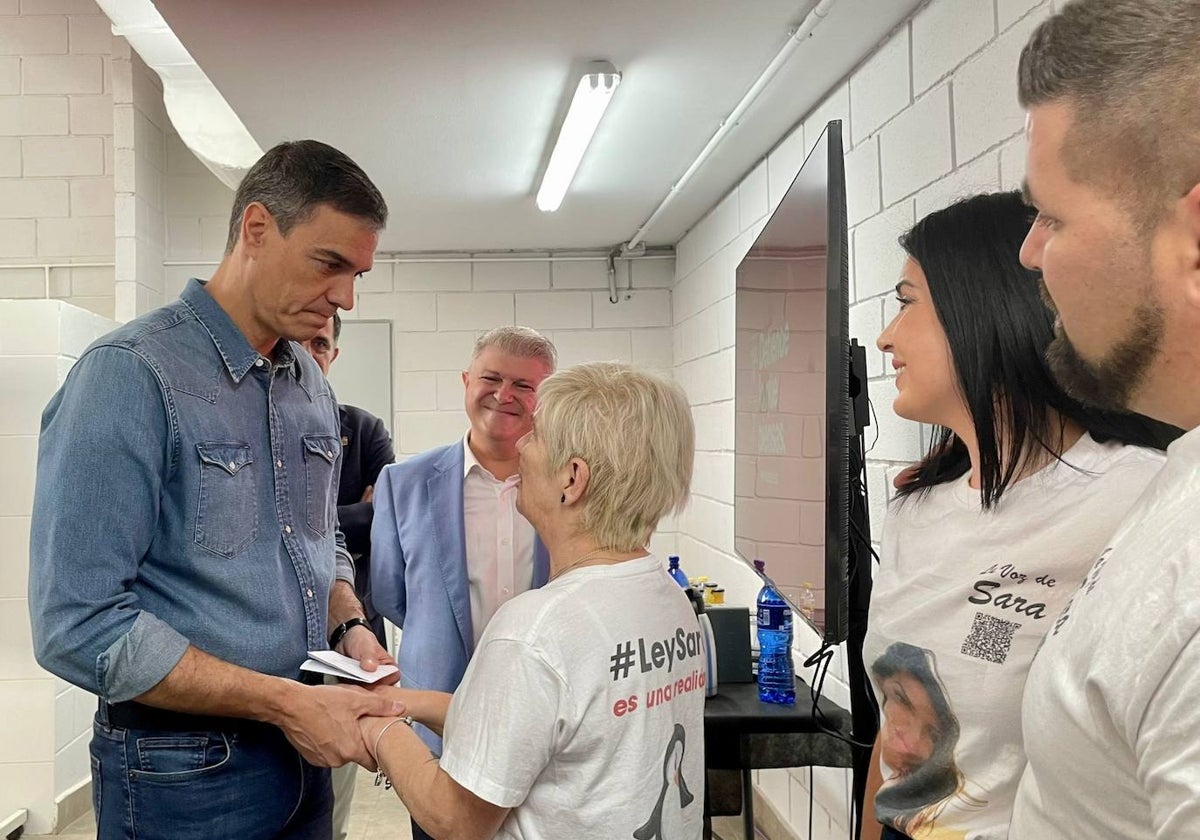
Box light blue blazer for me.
[370,441,550,751]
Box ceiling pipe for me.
[622,0,839,253]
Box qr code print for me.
[961,612,1021,664]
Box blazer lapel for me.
[427,445,474,658]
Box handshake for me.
[275,624,417,771]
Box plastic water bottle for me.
[667,555,689,588]
[755,560,795,704]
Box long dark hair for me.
[894,191,1180,508]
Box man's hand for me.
[360,484,374,503]
[276,683,406,768]
[339,624,401,686]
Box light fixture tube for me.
[536,66,621,212]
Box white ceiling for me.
[153,0,920,253]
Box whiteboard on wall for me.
[326,319,393,437]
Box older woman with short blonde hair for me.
[360,362,706,840]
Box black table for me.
[703,679,854,839]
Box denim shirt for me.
[30,279,354,703]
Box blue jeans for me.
[90,712,332,840]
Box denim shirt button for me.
[254,358,264,367]
[276,459,282,468]
[284,525,292,534]
[306,588,313,598]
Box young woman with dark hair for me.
[862,191,1179,840]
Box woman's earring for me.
[560,494,566,504]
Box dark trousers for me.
[411,818,435,840]
[882,826,913,840]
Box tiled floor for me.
[53,768,745,839]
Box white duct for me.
[94,0,261,189]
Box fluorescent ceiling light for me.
[536,64,621,213]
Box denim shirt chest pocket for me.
[195,441,258,557]
[302,434,339,536]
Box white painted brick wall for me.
[22,135,103,176]
[437,292,515,331]
[952,7,1050,163]
[671,3,1055,835]
[911,0,995,94]
[549,328,632,367]
[879,85,953,204]
[68,14,113,55]
[0,15,66,54]
[0,137,18,177]
[473,258,549,291]
[394,261,471,292]
[0,96,68,135]
[767,123,806,210]
[354,291,438,334]
[913,150,1001,219]
[22,53,102,94]
[852,199,914,300]
[515,291,591,330]
[0,178,68,218]
[739,160,769,232]
[0,2,114,318]
[592,288,671,329]
[849,28,910,146]
[0,300,115,832]
[844,136,880,228]
[0,56,18,93]
[549,258,606,289]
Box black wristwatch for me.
[328,616,372,650]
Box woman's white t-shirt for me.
[863,434,1164,840]
[440,553,706,840]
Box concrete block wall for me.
[0,299,116,835]
[0,0,114,319]
[670,1,1052,836]
[112,47,165,320]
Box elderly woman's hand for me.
[357,706,410,772]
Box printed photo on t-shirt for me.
[634,724,696,840]
[873,642,984,840]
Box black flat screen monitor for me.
[734,120,850,645]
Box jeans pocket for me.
[130,732,231,781]
[194,442,258,557]
[302,434,339,536]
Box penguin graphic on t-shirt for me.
[634,724,695,839]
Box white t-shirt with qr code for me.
[439,553,705,840]
[863,434,1163,840]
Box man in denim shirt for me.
[29,140,404,840]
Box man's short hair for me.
[225,140,388,253]
[332,311,342,344]
[1017,0,1200,228]
[472,326,557,372]
[534,363,693,552]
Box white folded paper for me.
[300,649,399,684]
